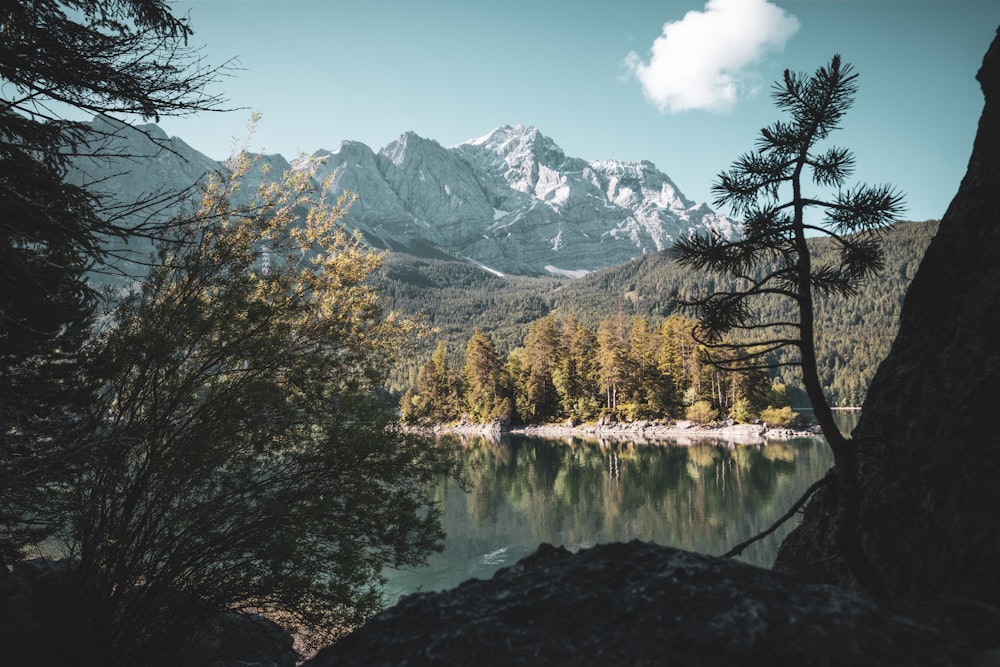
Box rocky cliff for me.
[774,25,1000,634]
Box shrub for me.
[760,405,800,428]
[686,400,719,424]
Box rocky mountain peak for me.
[322,140,375,160]
[379,131,449,167]
[459,125,573,197]
[69,118,737,277]
[467,124,560,160]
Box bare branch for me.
[723,471,833,558]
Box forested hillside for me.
[378,220,938,407]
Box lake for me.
[382,411,856,602]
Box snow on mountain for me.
[68,119,737,277]
[448,124,737,274]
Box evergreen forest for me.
[380,219,938,411]
[399,315,800,427]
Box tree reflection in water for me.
[383,433,835,603]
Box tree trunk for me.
[793,173,886,598]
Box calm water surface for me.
[382,411,857,602]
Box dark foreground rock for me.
[306,541,967,667]
[0,558,297,667]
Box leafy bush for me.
[686,400,719,424]
[760,405,800,428]
[42,149,455,664]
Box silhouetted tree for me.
[673,55,904,595]
[1,0,230,557]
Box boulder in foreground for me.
[306,541,966,666]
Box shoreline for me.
[413,420,826,446]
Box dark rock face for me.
[775,27,1000,612]
[306,542,966,667]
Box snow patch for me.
[545,265,590,279]
[463,257,506,277]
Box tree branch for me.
[722,470,833,559]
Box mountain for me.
[62,117,225,282]
[303,124,735,276]
[69,119,735,277]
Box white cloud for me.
[625,0,799,113]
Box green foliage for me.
[767,383,792,409]
[518,316,564,423]
[733,398,756,424]
[552,314,600,421]
[760,406,800,428]
[596,316,630,412]
[686,400,719,424]
[394,225,942,425]
[400,341,463,425]
[400,313,786,426]
[374,253,557,394]
[462,330,514,424]
[41,150,454,664]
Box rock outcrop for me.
[775,26,1000,629]
[305,542,967,666]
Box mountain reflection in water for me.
[382,414,858,603]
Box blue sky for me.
[161,0,999,222]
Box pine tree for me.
[673,55,903,595]
[462,330,512,423]
[401,341,463,425]
[552,314,600,421]
[595,316,628,412]
[1,0,229,558]
[520,316,562,422]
